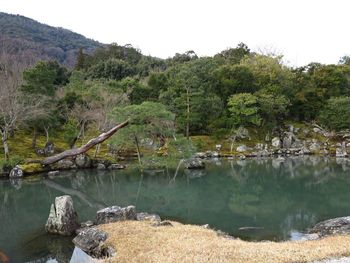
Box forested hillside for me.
[0,12,103,67]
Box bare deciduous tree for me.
[0,52,44,160]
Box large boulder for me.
[73,227,115,258]
[309,216,350,237]
[9,165,23,178]
[95,205,137,224]
[184,159,205,169]
[45,195,79,236]
[75,154,91,169]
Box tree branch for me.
[41,120,129,165]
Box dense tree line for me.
[2,41,350,160]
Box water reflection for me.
[1,156,350,261]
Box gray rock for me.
[184,159,205,169]
[73,227,115,258]
[55,159,75,170]
[282,133,293,149]
[309,142,321,152]
[96,205,137,224]
[97,163,106,170]
[137,212,161,223]
[75,154,91,168]
[9,165,23,178]
[81,220,94,228]
[45,195,79,236]
[236,145,248,152]
[272,137,281,148]
[299,145,311,155]
[255,143,264,150]
[194,152,206,159]
[44,141,55,155]
[309,216,350,237]
[238,155,246,160]
[335,147,348,157]
[108,164,126,170]
[152,220,173,227]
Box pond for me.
[1,156,350,262]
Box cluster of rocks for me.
[192,125,350,160]
[7,154,126,178]
[36,141,55,156]
[52,154,126,171]
[45,195,169,259]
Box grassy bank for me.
[99,220,350,263]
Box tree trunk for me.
[9,126,14,138]
[1,128,9,161]
[44,127,50,143]
[134,133,143,170]
[42,120,129,165]
[93,144,100,158]
[230,135,236,153]
[70,120,85,149]
[32,128,37,149]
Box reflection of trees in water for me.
[226,156,350,239]
[43,179,106,210]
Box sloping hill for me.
[0,12,104,67]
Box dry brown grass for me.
[99,221,350,263]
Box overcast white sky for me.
[1,0,349,66]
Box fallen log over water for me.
[41,120,129,166]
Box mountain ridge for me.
[0,12,104,67]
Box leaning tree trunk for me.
[42,120,129,166]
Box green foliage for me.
[63,118,80,146]
[257,91,290,128]
[0,155,23,173]
[228,93,261,127]
[213,64,256,103]
[215,42,250,64]
[22,60,69,96]
[109,101,175,149]
[318,97,350,131]
[87,58,135,80]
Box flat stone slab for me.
[72,227,115,258]
[96,205,136,224]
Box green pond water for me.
[1,156,350,262]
